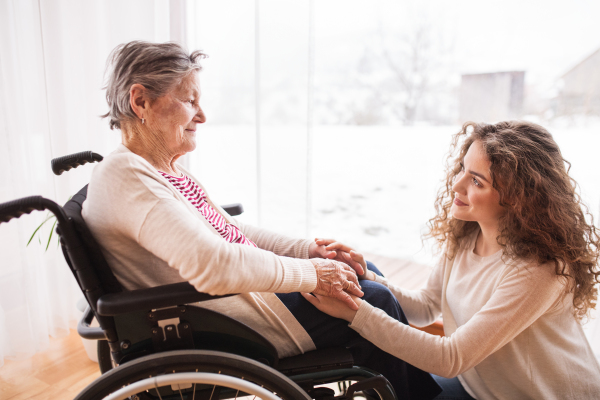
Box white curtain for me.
[0,0,185,366]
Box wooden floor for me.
[0,254,431,400]
[364,252,432,291]
[0,331,101,400]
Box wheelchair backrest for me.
[60,184,123,295]
[50,153,124,342]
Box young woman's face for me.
[451,140,505,226]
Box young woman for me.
[304,121,600,399]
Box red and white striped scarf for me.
[159,171,257,247]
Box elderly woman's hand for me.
[311,258,364,310]
[309,238,368,277]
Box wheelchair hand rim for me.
[103,372,282,400]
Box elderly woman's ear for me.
[129,83,149,122]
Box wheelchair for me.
[0,151,399,400]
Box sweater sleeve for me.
[373,257,445,327]
[350,264,565,378]
[138,198,317,295]
[236,221,312,259]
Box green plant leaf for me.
[27,195,71,251]
[46,218,57,252]
[27,213,55,246]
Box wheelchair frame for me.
[0,151,398,400]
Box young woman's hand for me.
[301,292,361,322]
[309,238,366,276]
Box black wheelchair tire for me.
[74,349,311,400]
[97,340,113,374]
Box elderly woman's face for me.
[146,72,205,155]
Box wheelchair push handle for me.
[0,195,58,224]
[52,151,103,176]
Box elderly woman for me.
[82,41,440,399]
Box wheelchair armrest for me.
[77,305,106,340]
[277,347,354,375]
[221,203,243,216]
[97,281,236,316]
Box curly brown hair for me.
[426,120,600,320]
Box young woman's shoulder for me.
[501,257,570,309]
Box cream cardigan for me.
[82,144,318,358]
[350,231,600,399]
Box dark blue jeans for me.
[431,376,475,400]
[276,261,442,400]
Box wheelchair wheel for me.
[75,350,311,400]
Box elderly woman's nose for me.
[194,107,206,124]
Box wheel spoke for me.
[209,385,217,400]
[234,376,244,400]
[155,379,164,400]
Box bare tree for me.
[380,24,435,124]
[314,20,456,126]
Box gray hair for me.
[102,41,207,130]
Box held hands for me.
[308,238,375,314]
[311,259,364,310]
[309,238,376,281]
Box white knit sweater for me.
[350,231,600,399]
[82,144,318,357]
